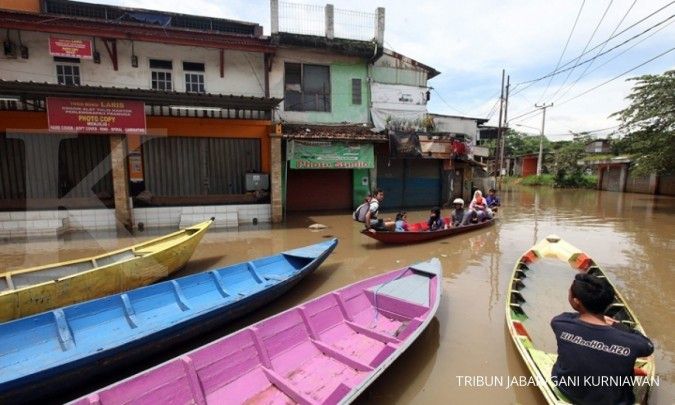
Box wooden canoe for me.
[0,239,338,403]
[0,219,213,322]
[361,217,495,244]
[506,235,656,404]
[71,257,442,405]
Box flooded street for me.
[1,187,674,404]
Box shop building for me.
[267,0,384,218]
[0,0,280,237]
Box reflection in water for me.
[356,317,441,404]
[0,187,673,404]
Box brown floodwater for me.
[1,187,673,404]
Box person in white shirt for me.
[364,189,395,231]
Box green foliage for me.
[521,174,555,186]
[505,129,552,156]
[611,70,675,176]
[481,129,552,158]
[553,169,597,188]
[553,134,592,174]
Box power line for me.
[512,12,675,97]
[512,1,675,91]
[546,0,615,102]
[537,0,586,103]
[556,46,675,106]
[552,0,638,103]
[582,17,674,78]
[506,107,541,124]
[485,97,501,120]
[431,88,469,115]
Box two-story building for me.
[0,0,280,237]
[267,0,386,219]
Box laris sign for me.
[47,98,146,134]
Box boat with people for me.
[70,257,442,405]
[0,219,213,322]
[506,235,655,404]
[0,239,338,403]
[361,217,495,244]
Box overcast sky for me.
[91,0,675,139]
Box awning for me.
[0,80,281,111]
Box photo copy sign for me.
[47,98,147,134]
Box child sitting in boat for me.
[427,207,446,231]
[394,211,409,232]
[550,273,654,405]
[451,198,466,227]
[463,190,492,225]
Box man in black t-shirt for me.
[551,273,654,405]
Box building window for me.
[183,62,205,93]
[150,59,173,91]
[54,57,80,86]
[284,63,330,112]
[352,78,362,105]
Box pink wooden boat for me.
[72,258,442,404]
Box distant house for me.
[585,139,612,154]
[517,154,540,177]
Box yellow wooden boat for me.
[506,235,656,404]
[0,219,213,322]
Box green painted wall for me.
[307,62,369,124]
[352,168,371,209]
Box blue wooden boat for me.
[0,239,338,403]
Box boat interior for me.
[0,226,203,293]
[73,268,438,405]
[1,253,314,375]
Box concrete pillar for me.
[110,135,133,231]
[270,134,283,223]
[325,4,334,39]
[375,7,385,46]
[619,164,628,193]
[648,173,658,195]
[597,167,604,190]
[270,0,279,35]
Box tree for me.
[554,133,592,174]
[611,70,675,176]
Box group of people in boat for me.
[353,188,655,404]
[354,188,501,232]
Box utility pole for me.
[500,75,510,179]
[496,70,505,183]
[534,103,553,176]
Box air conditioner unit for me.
[245,173,269,191]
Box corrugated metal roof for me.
[282,124,387,142]
[0,80,281,110]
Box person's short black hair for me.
[373,188,384,195]
[431,206,441,216]
[395,211,406,221]
[571,273,615,314]
[489,188,496,193]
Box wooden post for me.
[110,135,133,230]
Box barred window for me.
[150,59,173,91]
[56,64,80,86]
[352,78,362,105]
[183,62,205,93]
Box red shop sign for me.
[47,98,147,134]
[49,37,93,59]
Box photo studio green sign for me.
[287,140,374,169]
